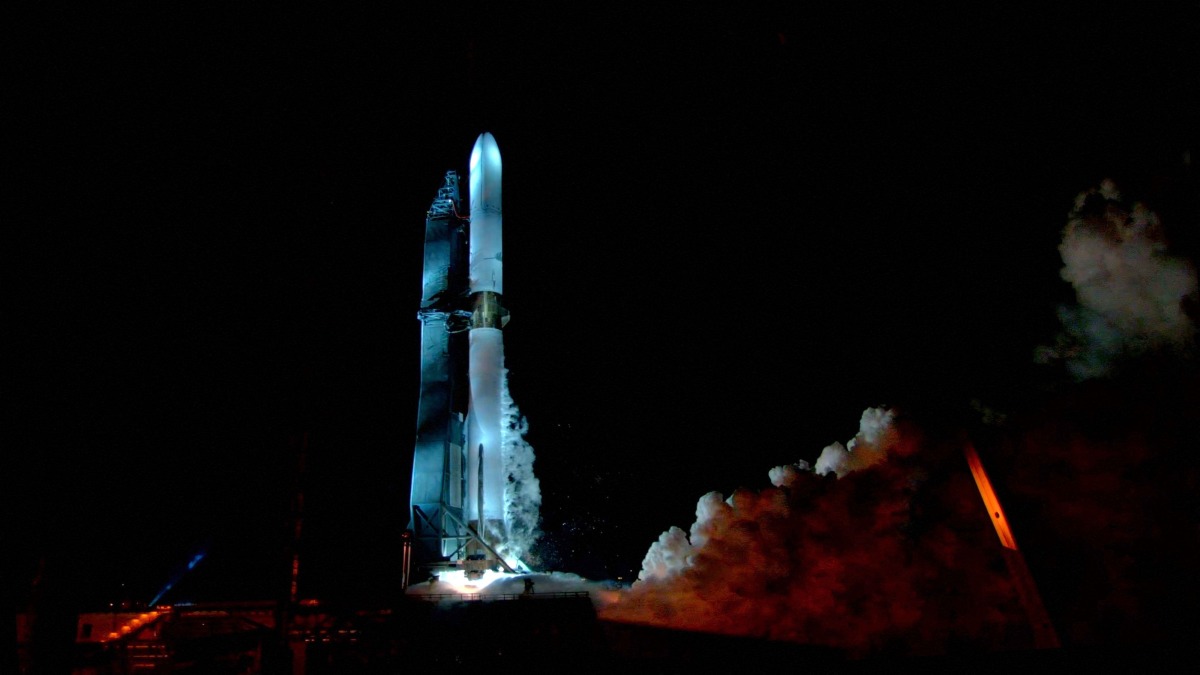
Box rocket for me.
[408,133,514,580]
[465,132,508,537]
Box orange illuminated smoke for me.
[964,443,1017,550]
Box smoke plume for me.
[598,392,1199,655]
[812,407,901,478]
[1038,180,1197,378]
[599,408,1029,656]
[497,365,541,563]
[592,181,1199,657]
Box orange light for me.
[964,443,1018,550]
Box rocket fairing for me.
[469,132,503,298]
[409,133,513,578]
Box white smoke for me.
[635,525,694,584]
[598,407,1024,654]
[497,365,541,563]
[627,414,890,585]
[1039,180,1197,378]
[767,460,809,489]
[813,407,899,478]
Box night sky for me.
[8,2,1199,644]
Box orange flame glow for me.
[964,443,1017,550]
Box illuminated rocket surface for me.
[466,132,506,527]
[409,133,536,579]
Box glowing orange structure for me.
[964,443,1060,649]
[965,443,1018,550]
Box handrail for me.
[413,591,590,602]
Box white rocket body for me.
[465,133,506,526]
[466,328,504,522]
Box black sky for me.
[7,5,1199,604]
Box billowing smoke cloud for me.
[1038,180,1197,378]
[497,366,541,564]
[812,407,900,478]
[599,409,1029,656]
[588,181,1199,657]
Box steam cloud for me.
[812,407,899,478]
[589,181,1199,656]
[599,409,1029,656]
[497,365,541,563]
[1038,180,1197,378]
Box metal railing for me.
[413,591,590,603]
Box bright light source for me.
[965,444,1018,550]
[435,568,516,594]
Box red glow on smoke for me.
[601,426,1035,656]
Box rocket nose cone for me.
[477,131,496,147]
[470,132,502,173]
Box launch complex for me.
[407,132,524,584]
[12,133,1076,673]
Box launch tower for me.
[408,134,514,583]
